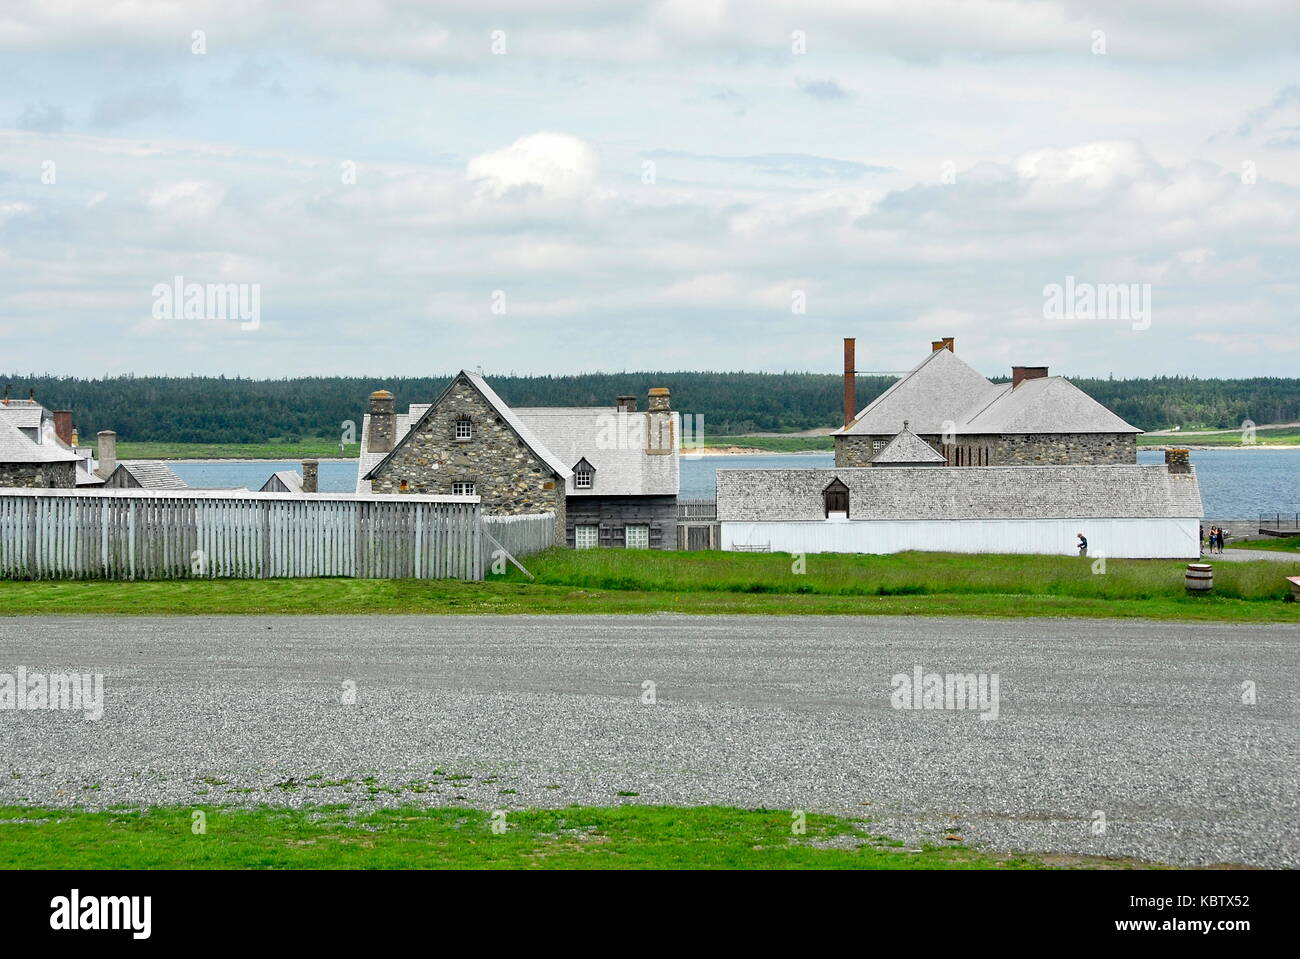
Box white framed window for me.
[624,524,649,549]
[574,525,599,549]
[452,481,476,496]
[872,439,887,451]
[574,464,594,489]
[454,418,472,441]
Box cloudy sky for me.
[2,1,1298,380]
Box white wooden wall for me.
[0,489,493,580]
[721,517,1202,559]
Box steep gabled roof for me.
[833,348,1000,436]
[260,470,303,493]
[113,461,188,489]
[514,407,679,497]
[362,371,572,484]
[871,426,946,464]
[0,420,78,463]
[833,347,1141,437]
[959,376,1141,434]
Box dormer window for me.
[823,478,850,519]
[573,458,595,490]
[454,417,473,441]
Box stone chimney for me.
[96,430,117,479]
[1012,366,1049,388]
[367,389,396,453]
[53,411,73,447]
[302,459,319,493]
[1165,448,1191,474]
[647,387,671,412]
[617,395,637,412]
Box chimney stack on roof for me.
[1164,448,1191,474]
[1012,366,1049,388]
[53,411,73,447]
[843,337,856,428]
[647,387,671,412]
[367,389,396,453]
[302,459,319,493]
[95,430,117,479]
[617,394,637,412]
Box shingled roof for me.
[0,420,78,463]
[514,407,679,496]
[716,466,1202,521]
[111,461,188,490]
[833,347,1140,436]
[871,425,946,464]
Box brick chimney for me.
[843,337,856,429]
[1165,448,1191,474]
[302,459,319,493]
[647,387,671,412]
[1012,366,1049,388]
[96,430,117,479]
[932,338,955,352]
[617,394,637,412]
[367,389,396,453]
[53,410,73,447]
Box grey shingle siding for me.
[716,466,1203,522]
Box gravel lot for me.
[1,614,1297,867]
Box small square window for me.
[454,418,472,440]
[872,439,886,451]
[574,466,594,489]
[624,524,649,549]
[452,481,476,496]
[575,525,599,549]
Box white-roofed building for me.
[0,394,87,488]
[356,373,680,548]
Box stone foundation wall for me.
[369,377,566,540]
[0,462,76,488]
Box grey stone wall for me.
[0,462,76,488]
[565,495,678,549]
[836,432,1136,467]
[369,377,566,539]
[974,432,1136,465]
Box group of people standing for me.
[1202,525,1227,553]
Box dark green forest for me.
[3,371,1298,443]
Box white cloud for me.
[467,132,600,198]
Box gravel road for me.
[1,614,1296,867]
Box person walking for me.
[1077,532,1088,557]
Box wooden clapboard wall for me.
[0,489,493,581]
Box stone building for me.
[833,339,1141,467]
[0,394,91,488]
[356,371,680,549]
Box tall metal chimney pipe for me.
[843,337,856,429]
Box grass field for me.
[102,439,359,460]
[1138,427,1300,447]
[1228,535,1300,552]
[695,435,833,452]
[1,549,1296,621]
[0,804,1147,870]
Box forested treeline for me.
[2,371,1298,442]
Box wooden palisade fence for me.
[0,489,555,581]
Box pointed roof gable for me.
[959,376,1140,434]
[833,347,999,436]
[871,426,947,464]
[363,371,572,482]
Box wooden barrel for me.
[1185,563,1213,592]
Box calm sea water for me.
[168,448,1298,519]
